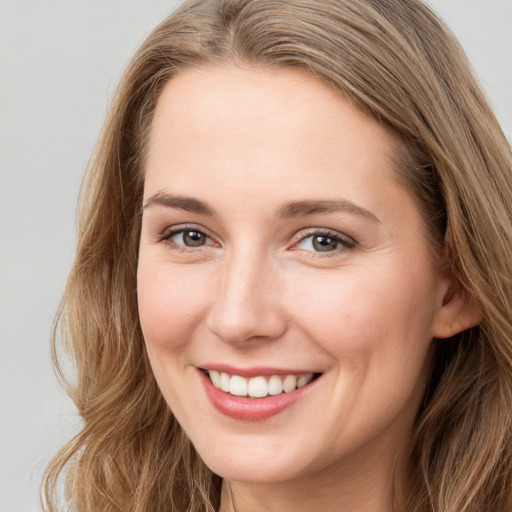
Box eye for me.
[160,227,215,249]
[294,230,356,254]
[172,229,208,247]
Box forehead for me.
[145,65,398,198]
[149,64,390,138]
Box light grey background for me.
[0,1,510,511]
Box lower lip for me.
[200,371,318,421]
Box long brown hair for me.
[43,1,512,510]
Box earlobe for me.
[433,279,482,339]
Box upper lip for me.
[199,364,321,378]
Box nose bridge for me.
[207,243,286,344]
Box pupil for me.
[312,235,337,252]
[184,231,205,246]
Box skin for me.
[137,65,476,512]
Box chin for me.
[201,454,304,485]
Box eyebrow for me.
[143,193,379,223]
[143,192,216,216]
[277,199,380,223]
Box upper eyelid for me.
[158,224,217,246]
[294,227,356,244]
[290,229,358,256]
[155,224,355,248]
[160,223,211,238]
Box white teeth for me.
[230,375,248,396]
[209,371,315,398]
[248,376,268,398]
[297,374,314,388]
[268,375,283,395]
[283,374,297,392]
[220,372,230,392]
[210,370,221,388]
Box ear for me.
[433,277,482,339]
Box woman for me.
[43,0,512,511]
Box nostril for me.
[206,302,287,345]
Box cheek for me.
[137,261,210,355]
[137,261,213,418]
[288,261,438,365]
[291,265,437,435]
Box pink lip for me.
[199,369,319,421]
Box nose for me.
[206,250,287,346]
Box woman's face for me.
[138,65,452,485]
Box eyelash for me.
[158,225,216,253]
[293,229,357,256]
[158,226,357,256]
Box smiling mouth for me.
[204,369,321,399]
